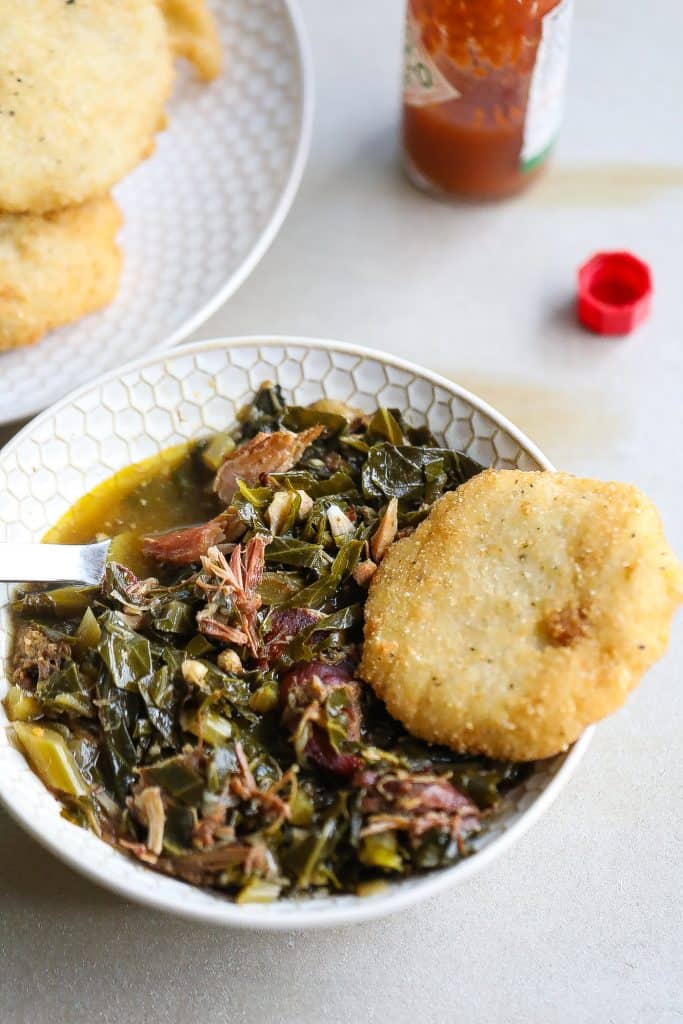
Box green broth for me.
[44,443,221,577]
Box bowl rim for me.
[145,2,316,355]
[0,335,593,930]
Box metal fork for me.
[0,540,112,585]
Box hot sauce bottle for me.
[402,0,573,200]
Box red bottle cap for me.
[577,251,653,336]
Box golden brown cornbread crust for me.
[0,0,173,213]
[360,470,683,761]
[0,197,122,351]
[161,0,222,81]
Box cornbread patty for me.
[360,470,683,761]
[0,197,122,351]
[161,0,222,81]
[0,0,173,213]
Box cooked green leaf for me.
[287,796,348,889]
[265,537,332,573]
[137,667,176,743]
[257,570,306,607]
[98,611,152,690]
[74,607,102,653]
[152,599,196,635]
[275,604,362,668]
[359,831,403,872]
[367,408,405,445]
[184,634,216,658]
[201,432,236,472]
[36,661,93,718]
[235,480,273,509]
[13,721,89,798]
[14,584,98,619]
[282,406,347,436]
[95,673,137,800]
[142,755,204,805]
[362,443,483,502]
[282,540,363,610]
[268,470,358,498]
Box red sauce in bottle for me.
[402,0,572,200]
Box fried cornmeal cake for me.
[161,0,222,81]
[0,197,122,350]
[360,470,683,761]
[0,0,173,213]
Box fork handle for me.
[0,542,109,585]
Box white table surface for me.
[2,1,682,1021]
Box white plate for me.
[0,337,592,929]
[0,0,313,426]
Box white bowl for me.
[0,337,592,930]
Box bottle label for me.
[521,0,574,171]
[403,11,460,108]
